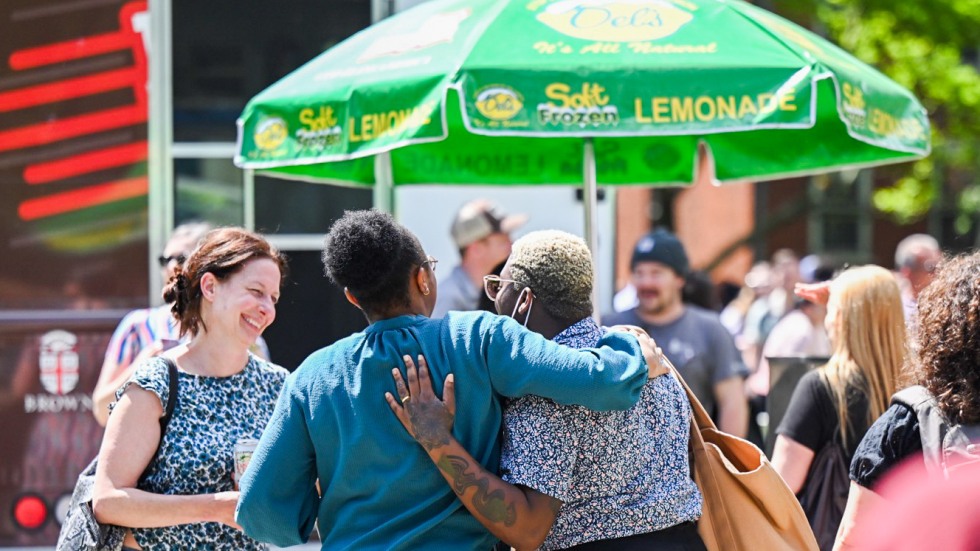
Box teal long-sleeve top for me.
[236,311,647,550]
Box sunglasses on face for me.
[483,274,521,301]
[157,253,187,268]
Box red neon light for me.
[18,177,148,221]
[0,68,139,113]
[13,495,47,530]
[24,141,148,184]
[8,32,133,70]
[7,1,151,222]
[119,1,149,109]
[0,105,146,153]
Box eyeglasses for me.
[157,253,187,268]
[421,257,439,271]
[483,274,522,301]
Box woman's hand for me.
[211,491,243,530]
[606,325,669,379]
[795,281,831,306]
[385,354,456,452]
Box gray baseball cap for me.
[450,199,528,248]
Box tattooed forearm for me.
[437,454,517,526]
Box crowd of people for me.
[80,198,980,551]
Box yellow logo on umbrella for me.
[536,0,693,43]
[254,117,288,152]
[475,86,525,121]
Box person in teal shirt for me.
[236,210,656,550]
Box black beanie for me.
[630,229,689,276]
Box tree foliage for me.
[771,0,980,229]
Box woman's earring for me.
[422,286,430,296]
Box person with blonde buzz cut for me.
[236,212,665,551]
[389,230,704,551]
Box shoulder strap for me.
[891,385,933,409]
[160,357,179,432]
[891,385,948,475]
[664,354,716,431]
[138,358,180,483]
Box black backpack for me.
[892,385,980,478]
[796,435,849,551]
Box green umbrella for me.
[235,0,929,254]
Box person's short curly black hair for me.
[323,210,426,314]
[910,250,980,424]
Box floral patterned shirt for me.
[500,318,703,550]
[113,354,287,550]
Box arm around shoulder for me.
[485,317,646,411]
[386,355,562,550]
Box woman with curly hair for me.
[833,250,980,549]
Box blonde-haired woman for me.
[771,265,905,550]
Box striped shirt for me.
[104,304,270,369]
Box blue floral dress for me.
[113,354,287,549]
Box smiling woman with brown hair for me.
[92,227,289,550]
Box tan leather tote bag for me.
[669,361,819,551]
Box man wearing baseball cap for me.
[432,199,528,318]
[604,228,749,437]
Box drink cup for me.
[233,438,260,490]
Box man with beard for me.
[604,229,749,437]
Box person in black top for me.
[835,250,980,550]
[770,265,906,549]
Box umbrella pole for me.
[583,138,600,320]
[373,152,395,214]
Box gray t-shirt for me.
[603,305,747,417]
[432,265,480,318]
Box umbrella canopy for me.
[235,0,929,187]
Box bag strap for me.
[159,357,180,432]
[138,358,179,483]
[664,355,739,548]
[665,354,717,432]
[892,385,948,475]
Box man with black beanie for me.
[604,229,749,437]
